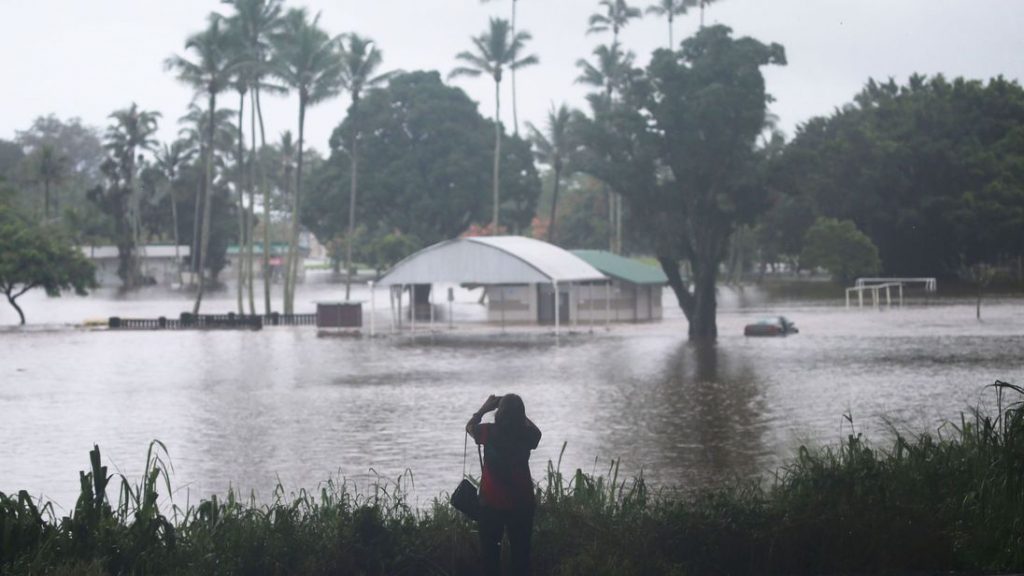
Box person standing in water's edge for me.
[466,394,542,576]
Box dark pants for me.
[478,505,535,576]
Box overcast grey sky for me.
[2,0,1022,153]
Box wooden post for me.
[369,281,375,337]
[554,280,560,336]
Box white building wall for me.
[485,281,664,324]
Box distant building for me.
[81,245,191,287]
[226,235,315,283]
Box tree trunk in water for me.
[285,99,307,315]
[247,90,257,315]
[548,166,561,244]
[492,79,502,234]
[256,89,272,315]
[192,92,217,315]
[659,255,719,340]
[345,118,358,301]
[688,262,719,340]
[235,93,246,314]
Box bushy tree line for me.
[766,74,1024,279]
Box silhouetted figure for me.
[466,394,542,576]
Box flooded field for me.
[2,276,1022,510]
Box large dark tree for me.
[770,75,1024,277]
[576,25,784,339]
[305,71,541,247]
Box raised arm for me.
[466,394,502,440]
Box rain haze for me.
[2,0,1023,148]
[4,0,1024,573]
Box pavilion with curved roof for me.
[367,236,668,334]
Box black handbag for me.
[451,434,484,520]
[451,478,480,520]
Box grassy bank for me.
[3,382,1023,575]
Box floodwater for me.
[2,275,1022,511]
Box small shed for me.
[571,250,667,322]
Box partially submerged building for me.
[571,250,667,322]
[82,245,190,287]
[375,236,665,328]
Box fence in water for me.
[107,313,317,331]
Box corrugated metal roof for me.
[571,250,668,285]
[377,236,607,285]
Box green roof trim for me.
[571,250,668,285]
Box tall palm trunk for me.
[235,93,247,314]
[492,77,502,234]
[191,174,202,278]
[668,14,674,48]
[246,93,256,315]
[511,0,519,136]
[256,89,272,314]
[344,121,358,301]
[193,92,217,314]
[170,184,181,279]
[549,164,562,244]
[285,99,307,314]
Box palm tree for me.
[449,18,538,235]
[154,140,195,278]
[480,0,527,135]
[227,50,250,314]
[576,43,636,103]
[166,16,235,314]
[576,43,636,254]
[105,103,161,288]
[338,34,391,301]
[271,8,344,314]
[177,104,236,277]
[645,0,695,48]
[587,0,642,45]
[222,0,284,315]
[32,144,68,221]
[526,104,573,245]
[697,0,718,27]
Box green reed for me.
[2,381,1023,575]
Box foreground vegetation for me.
[2,382,1023,575]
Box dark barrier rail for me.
[108,313,318,330]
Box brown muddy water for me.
[1,275,1022,510]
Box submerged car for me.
[744,316,799,337]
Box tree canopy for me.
[576,25,785,338]
[306,71,540,247]
[800,217,881,285]
[770,75,1024,276]
[0,202,95,325]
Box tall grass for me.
[2,381,1023,575]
